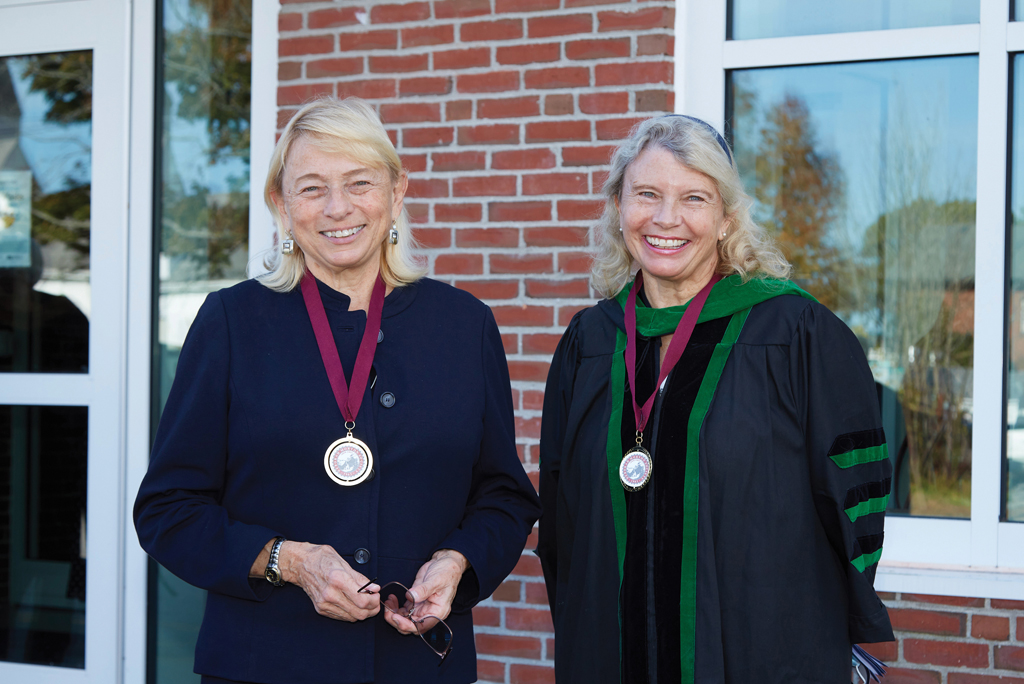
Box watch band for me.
[265,536,286,586]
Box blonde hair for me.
[259,97,425,292]
[590,115,791,299]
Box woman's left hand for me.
[384,549,469,635]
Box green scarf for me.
[605,274,815,683]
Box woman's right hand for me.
[278,541,381,621]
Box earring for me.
[388,220,399,245]
[281,234,294,255]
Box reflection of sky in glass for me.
[6,59,91,194]
[729,0,978,40]
[1004,54,1024,522]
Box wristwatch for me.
[264,537,286,587]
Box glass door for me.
[0,0,130,682]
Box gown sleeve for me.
[536,312,583,614]
[434,307,542,611]
[133,292,280,602]
[792,302,895,644]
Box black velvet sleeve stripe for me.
[843,477,892,511]
[853,532,884,557]
[827,428,886,457]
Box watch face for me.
[265,567,281,584]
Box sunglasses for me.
[358,578,454,665]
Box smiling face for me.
[272,135,407,292]
[617,145,730,307]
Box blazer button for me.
[377,329,384,344]
[380,392,395,408]
[354,548,371,564]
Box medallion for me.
[324,433,374,486]
[619,446,653,491]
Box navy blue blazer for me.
[134,276,541,684]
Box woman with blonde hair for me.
[537,114,893,684]
[135,97,540,684]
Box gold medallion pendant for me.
[324,433,374,487]
[619,446,653,491]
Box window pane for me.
[729,56,978,519]
[0,404,87,668]
[150,0,251,681]
[1004,55,1024,523]
[0,52,91,373]
[729,0,979,40]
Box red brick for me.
[399,76,452,96]
[596,116,648,141]
[472,605,501,627]
[380,102,441,123]
[558,304,587,325]
[491,580,522,602]
[371,2,430,24]
[406,202,429,224]
[638,34,674,56]
[528,14,592,38]
[1019,616,1024,640]
[497,43,561,65]
[592,169,610,191]
[525,226,588,246]
[578,92,627,115]
[903,594,986,608]
[858,641,897,661]
[558,251,592,274]
[387,129,399,146]
[503,334,519,355]
[446,100,473,120]
[280,35,334,57]
[435,253,483,274]
[279,13,302,31]
[558,199,603,221]
[490,201,552,222]
[435,0,491,19]
[904,638,988,668]
[454,175,517,197]
[598,7,674,32]
[458,71,521,93]
[369,53,428,73]
[492,254,553,273]
[493,305,554,327]
[336,79,397,100]
[877,592,897,601]
[949,674,1024,684]
[522,389,546,408]
[412,227,450,248]
[433,151,486,171]
[523,173,588,195]
[526,278,590,298]
[506,607,554,632]
[517,416,542,439]
[566,37,630,60]
[637,89,673,112]
[477,659,506,682]
[435,47,491,70]
[455,279,518,299]
[526,529,539,549]
[526,120,591,143]
[479,96,540,119]
[566,0,622,5]
[596,61,672,86]
[511,664,555,684]
[306,57,363,79]
[456,227,519,247]
[407,178,449,198]
[883,668,941,684]
[402,24,454,48]
[493,149,556,169]
[435,203,483,223]
[279,61,301,81]
[497,0,558,11]
[477,633,542,659]
[563,145,615,166]
[524,66,590,89]
[459,124,520,145]
[462,18,523,41]
[889,608,964,636]
[509,360,551,382]
[997,645,1024,671]
[308,7,361,29]
[973,615,1010,640]
[278,83,334,106]
[545,94,574,116]
[526,583,550,606]
[402,126,454,147]
[338,30,399,51]
[993,599,1024,610]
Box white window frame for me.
[676,0,1024,598]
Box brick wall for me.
[275,3,1024,684]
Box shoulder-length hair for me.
[590,115,791,299]
[258,97,425,293]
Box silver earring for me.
[388,221,399,245]
[281,234,294,255]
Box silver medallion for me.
[324,433,374,486]
[619,446,653,491]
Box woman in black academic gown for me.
[134,97,540,684]
[536,115,894,684]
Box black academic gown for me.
[537,286,894,684]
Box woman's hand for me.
[384,549,469,635]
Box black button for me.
[354,548,370,564]
[380,392,395,408]
[377,329,384,344]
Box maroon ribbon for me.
[625,271,722,436]
[300,269,385,425]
